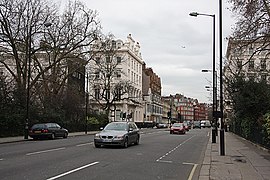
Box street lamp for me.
[85,73,89,134]
[202,69,218,137]
[190,12,216,143]
[219,0,225,156]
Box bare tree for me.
[228,0,270,58]
[0,0,102,116]
[225,0,270,98]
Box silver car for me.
[94,121,140,148]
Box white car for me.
[201,120,211,128]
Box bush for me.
[262,113,270,147]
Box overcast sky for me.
[64,0,236,103]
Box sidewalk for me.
[0,131,97,144]
[199,131,270,180]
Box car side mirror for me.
[129,127,133,132]
[100,127,104,130]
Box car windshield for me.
[104,123,127,131]
[172,123,183,127]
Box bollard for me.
[212,128,216,143]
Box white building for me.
[88,34,144,122]
[224,38,270,117]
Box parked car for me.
[156,123,168,128]
[193,121,201,129]
[200,120,206,128]
[29,123,68,140]
[94,121,140,148]
[205,120,212,128]
[170,123,186,134]
[186,120,192,129]
[201,120,211,128]
[183,121,190,131]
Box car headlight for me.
[94,134,101,139]
[114,135,124,140]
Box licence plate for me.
[34,131,41,133]
[103,139,112,142]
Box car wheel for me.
[63,132,68,138]
[94,143,101,148]
[123,138,128,148]
[50,133,55,140]
[134,136,139,145]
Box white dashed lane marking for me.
[26,147,66,156]
[156,135,195,162]
[46,161,99,180]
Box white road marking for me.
[157,160,173,163]
[46,161,99,180]
[76,142,93,147]
[26,147,66,156]
[156,135,195,162]
[183,162,198,180]
[0,158,3,161]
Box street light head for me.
[189,12,199,17]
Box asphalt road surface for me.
[0,128,210,180]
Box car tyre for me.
[123,137,128,148]
[134,136,139,145]
[63,132,68,138]
[50,133,55,140]
[94,143,101,148]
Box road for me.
[0,128,210,180]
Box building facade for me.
[142,65,162,124]
[88,34,144,122]
[224,38,270,118]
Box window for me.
[112,40,116,49]
[248,47,254,55]
[95,88,100,99]
[106,89,110,100]
[261,59,266,70]
[237,60,242,69]
[115,88,121,100]
[261,74,267,81]
[95,71,100,79]
[106,57,110,63]
[248,60,254,70]
[117,57,121,63]
[96,57,100,64]
[116,71,121,78]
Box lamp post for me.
[193,102,196,125]
[24,26,32,139]
[202,69,218,137]
[219,0,225,156]
[85,73,89,134]
[190,12,216,143]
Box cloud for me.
[76,0,236,103]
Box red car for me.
[170,123,186,134]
